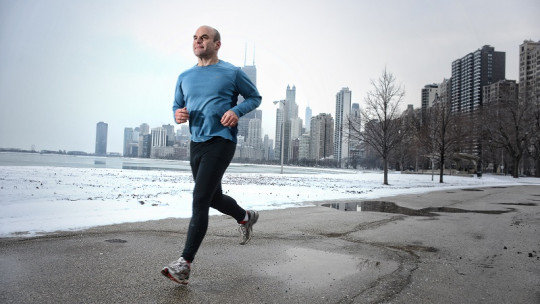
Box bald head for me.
[198,25,220,42]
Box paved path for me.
[1,185,539,303]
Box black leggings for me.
[181,137,246,262]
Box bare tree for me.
[482,87,534,178]
[417,97,463,183]
[350,68,405,185]
[391,106,420,172]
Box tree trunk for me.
[439,152,445,183]
[383,158,389,185]
[512,158,520,178]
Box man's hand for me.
[221,110,239,127]
[175,107,189,124]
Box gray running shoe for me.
[239,210,259,245]
[161,257,191,285]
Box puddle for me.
[104,239,127,243]
[261,247,394,289]
[321,201,514,216]
[499,203,537,206]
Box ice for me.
[1,165,538,237]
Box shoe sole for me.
[161,267,188,285]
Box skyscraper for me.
[150,127,169,158]
[123,127,133,157]
[238,64,259,139]
[151,127,167,148]
[95,122,108,156]
[162,124,175,146]
[519,40,540,103]
[451,45,505,113]
[275,85,299,163]
[139,123,150,135]
[246,117,262,148]
[349,103,362,163]
[305,106,312,132]
[421,84,440,125]
[334,87,351,167]
[310,113,334,160]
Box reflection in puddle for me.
[261,247,391,289]
[321,201,515,216]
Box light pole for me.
[273,100,286,174]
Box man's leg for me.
[210,184,246,222]
[181,137,238,262]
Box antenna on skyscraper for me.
[244,42,247,67]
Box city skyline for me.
[1,0,538,153]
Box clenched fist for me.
[175,107,189,124]
[221,110,239,127]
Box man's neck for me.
[197,57,219,67]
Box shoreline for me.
[5,163,539,238]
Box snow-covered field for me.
[1,165,539,237]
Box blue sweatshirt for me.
[172,60,262,143]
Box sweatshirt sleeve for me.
[172,76,185,123]
[230,69,262,117]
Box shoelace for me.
[172,259,190,272]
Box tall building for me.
[274,106,284,161]
[95,122,108,156]
[263,135,274,161]
[483,79,518,105]
[241,65,257,88]
[137,123,151,158]
[151,127,173,158]
[299,133,311,160]
[139,134,151,158]
[123,127,133,157]
[246,117,262,148]
[334,87,351,167]
[519,40,540,103]
[285,85,298,118]
[305,106,312,132]
[310,113,334,160]
[139,123,150,135]
[275,84,300,163]
[421,84,440,125]
[439,78,452,105]
[162,124,175,146]
[451,45,506,113]
[151,127,167,148]
[349,103,362,162]
[238,64,259,139]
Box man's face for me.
[193,26,220,59]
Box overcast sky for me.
[1,0,538,153]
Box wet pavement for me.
[1,185,539,303]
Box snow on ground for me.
[1,165,539,237]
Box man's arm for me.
[229,69,262,118]
[172,76,188,124]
